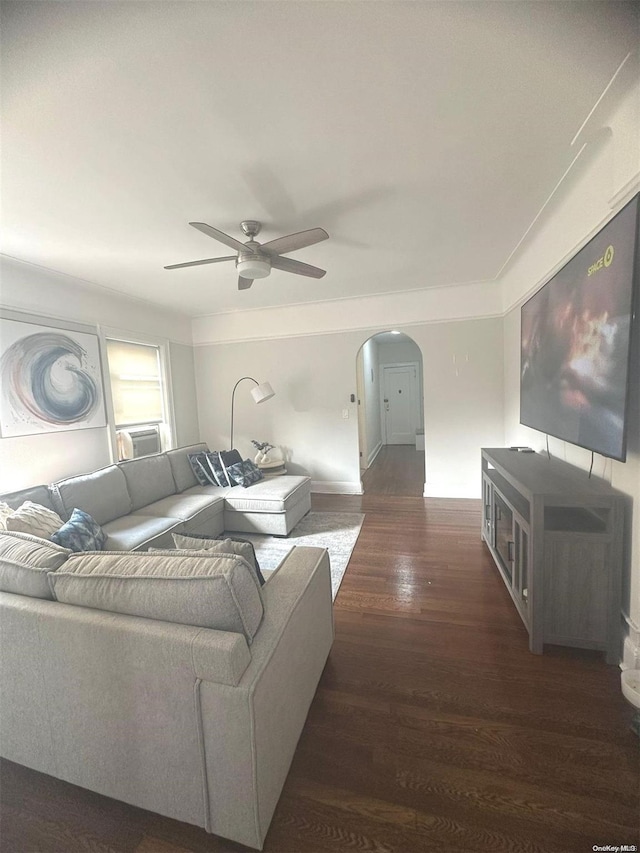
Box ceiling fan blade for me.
[189,222,247,253]
[270,256,326,279]
[238,276,254,290]
[164,255,236,270]
[260,228,329,256]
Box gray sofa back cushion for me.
[50,550,264,641]
[0,485,57,512]
[52,465,132,525]
[118,454,177,511]
[0,531,70,599]
[166,443,209,493]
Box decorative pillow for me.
[0,530,70,599]
[206,452,230,487]
[172,532,265,586]
[226,459,264,488]
[219,450,243,486]
[4,501,65,539]
[50,550,264,641]
[188,452,215,486]
[188,451,229,487]
[50,508,107,552]
[0,502,15,531]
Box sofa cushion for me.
[118,454,177,512]
[166,443,209,492]
[0,530,70,599]
[3,501,64,538]
[0,485,58,513]
[223,476,311,514]
[50,551,264,641]
[101,514,182,552]
[138,492,225,522]
[52,466,132,525]
[172,532,266,586]
[50,508,107,552]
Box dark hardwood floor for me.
[362,445,426,496]
[2,462,638,852]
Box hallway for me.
[361,445,426,497]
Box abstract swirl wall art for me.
[0,319,106,436]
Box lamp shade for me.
[237,257,271,279]
[251,381,275,404]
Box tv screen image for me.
[520,195,639,461]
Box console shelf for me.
[481,448,626,663]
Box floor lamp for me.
[230,377,275,449]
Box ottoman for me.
[222,476,311,536]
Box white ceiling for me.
[1,1,637,318]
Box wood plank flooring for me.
[362,445,426,496]
[2,471,638,852]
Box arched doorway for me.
[356,331,425,496]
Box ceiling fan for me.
[164,220,329,290]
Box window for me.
[105,338,171,460]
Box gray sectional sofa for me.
[0,445,332,849]
[1,442,312,548]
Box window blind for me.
[106,339,164,426]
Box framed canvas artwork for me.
[0,318,107,436]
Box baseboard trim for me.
[311,480,363,495]
[367,441,383,468]
[621,612,640,670]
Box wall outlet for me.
[342,409,349,419]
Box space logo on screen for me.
[520,196,638,461]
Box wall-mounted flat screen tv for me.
[520,194,639,462]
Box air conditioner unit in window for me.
[129,425,161,458]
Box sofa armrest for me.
[197,546,334,849]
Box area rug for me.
[228,512,364,600]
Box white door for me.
[382,365,419,444]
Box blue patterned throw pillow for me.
[207,452,230,486]
[187,451,229,487]
[226,459,264,488]
[188,452,214,486]
[50,508,106,552]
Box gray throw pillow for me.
[172,532,265,586]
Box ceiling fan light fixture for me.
[237,256,271,279]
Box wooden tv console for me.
[481,448,626,664]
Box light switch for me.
[342,409,349,419]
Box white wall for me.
[169,341,201,448]
[194,317,504,497]
[360,336,382,466]
[410,318,504,497]
[0,256,199,490]
[500,73,640,668]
